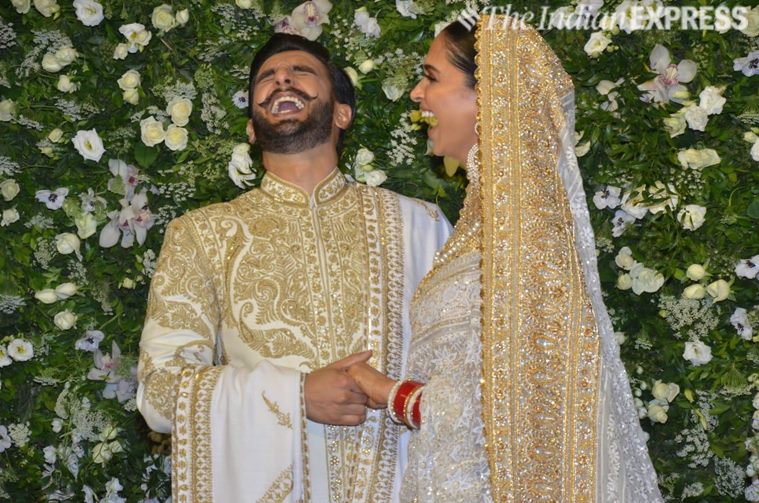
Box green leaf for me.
[747,198,759,219]
[134,142,159,169]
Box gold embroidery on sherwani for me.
[477,16,600,502]
[162,170,403,503]
[145,218,219,345]
[258,466,294,503]
[262,391,293,429]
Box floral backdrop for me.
[0,0,758,500]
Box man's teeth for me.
[421,110,436,119]
[271,96,305,114]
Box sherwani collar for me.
[260,168,347,207]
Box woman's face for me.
[410,34,477,165]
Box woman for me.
[347,15,663,502]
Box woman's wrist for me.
[386,379,424,429]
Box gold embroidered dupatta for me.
[476,16,602,501]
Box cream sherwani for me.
[137,168,451,503]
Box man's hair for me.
[248,33,356,155]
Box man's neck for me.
[262,142,339,195]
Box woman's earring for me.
[474,122,480,136]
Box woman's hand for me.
[346,362,396,409]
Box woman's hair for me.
[440,21,477,89]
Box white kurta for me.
[137,169,451,502]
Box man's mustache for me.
[256,88,316,109]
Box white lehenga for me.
[401,178,491,502]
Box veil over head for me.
[475,15,662,502]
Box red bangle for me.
[405,386,423,429]
[392,380,422,425]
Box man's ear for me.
[246,119,256,144]
[334,103,353,130]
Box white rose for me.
[41,53,63,72]
[647,402,669,423]
[75,212,97,239]
[56,75,78,93]
[1,208,19,226]
[344,67,359,87]
[0,99,16,122]
[122,88,139,105]
[683,340,712,366]
[235,0,254,8]
[54,47,78,66]
[53,310,77,330]
[33,0,60,17]
[0,179,20,201]
[73,0,103,26]
[698,86,726,116]
[11,0,30,14]
[166,97,192,126]
[616,273,633,290]
[631,267,665,295]
[706,279,730,302]
[615,247,636,270]
[683,284,706,300]
[151,4,176,32]
[7,339,34,361]
[364,170,387,187]
[48,128,64,143]
[120,277,136,289]
[677,148,720,170]
[652,381,680,402]
[575,141,591,157]
[686,264,706,281]
[176,9,189,25]
[751,141,759,162]
[140,117,166,147]
[54,282,78,300]
[113,43,129,60]
[164,125,188,151]
[584,31,611,58]
[355,147,375,167]
[34,289,59,304]
[72,129,106,162]
[381,79,404,102]
[56,232,81,256]
[117,69,141,90]
[663,113,686,138]
[358,59,375,74]
[683,104,708,131]
[677,204,707,231]
[740,6,759,37]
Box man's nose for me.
[273,67,293,86]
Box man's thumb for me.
[329,350,373,370]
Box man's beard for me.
[251,95,334,154]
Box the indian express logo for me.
[459,4,751,32]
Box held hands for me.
[303,350,397,426]
[304,351,373,426]
[345,359,396,409]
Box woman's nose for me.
[410,80,424,103]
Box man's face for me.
[250,50,336,154]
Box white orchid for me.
[354,7,380,38]
[734,51,759,77]
[99,190,154,248]
[730,308,753,340]
[677,204,707,231]
[683,340,712,366]
[638,45,697,105]
[35,187,69,210]
[593,185,622,210]
[735,255,759,279]
[290,0,332,41]
[118,23,152,53]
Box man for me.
[137,34,451,502]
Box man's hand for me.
[304,351,373,426]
